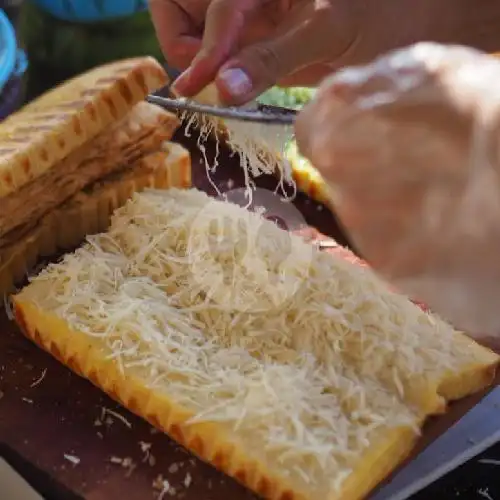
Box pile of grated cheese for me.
[24,188,477,496]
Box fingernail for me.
[218,68,253,99]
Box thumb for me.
[215,2,341,105]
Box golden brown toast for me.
[13,188,499,500]
[0,102,180,241]
[285,141,334,209]
[0,57,167,198]
[0,58,182,294]
[0,142,191,293]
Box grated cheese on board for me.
[22,188,483,497]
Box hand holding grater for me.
[149,64,297,126]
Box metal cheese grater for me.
[146,94,297,125]
[149,64,297,126]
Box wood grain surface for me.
[0,130,497,500]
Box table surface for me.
[0,131,498,500]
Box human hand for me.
[295,43,500,338]
[149,0,354,104]
[149,0,500,105]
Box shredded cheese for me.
[180,84,296,205]
[154,476,172,500]
[23,188,481,497]
[479,459,500,466]
[478,488,495,500]
[101,407,132,428]
[30,368,47,388]
[168,463,179,474]
[139,441,156,466]
[63,454,80,466]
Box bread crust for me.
[0,57,168,198]
[0,103,180,241]
[0,142,191,293]
[13,281,498,500]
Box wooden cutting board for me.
[0,131,497,500]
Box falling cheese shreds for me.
[22,188,483,497]
[181,108,296,205]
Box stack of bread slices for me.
[0,57,191,292]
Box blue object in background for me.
[31,0,148,22]
[0,8,16,93]
[0,8,27,120]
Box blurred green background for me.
[18,1,163,99]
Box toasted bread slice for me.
[10,303,422,500]
[13,188,499,500]
[0,142,191,293]
[0,57,167,198]
[285,141,334,209]
[0,102,180,241]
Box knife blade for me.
[146,94,297,125]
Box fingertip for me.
[171,68,194,97]
[172,58,213,97]
[176,51,228,98]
